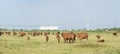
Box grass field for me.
[0,32,120,54]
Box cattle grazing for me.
[96,35,105,43]
[76,32,88,40]
[113,32,117,36]
[48,32,50,35]
[5,32,10,35]
[27,36,30,40]
[56,32,61,43]
[62,32,76,43]
[33,32,40,36]
[40,32,43,35]
[19,32,26,37]
[56,35,61,43]
[13,32,17,36]
[96,35,101,39]
[28,32,32,35]
[0,32,3,36]
[97,39,105,43]
[44,33,49,42]
[46,36,49,42]
[44,32,49,35]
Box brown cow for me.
[44,32,49,35]
[48,32,50,35]
[40,32,43,35]
[56,32,61,43]
[113,32,117,36]
[5,32,10,35]
[44,33,49,42]
[76,32,88,40]
[97,39,105,43]
[28,32,32,35]
[0,32,4,36]
[27,36,30,40]
[33,32,40,36]
[44,32,50,42]
[13,32,17,36]
[62,32,76,43]
[19,32,26,37]
[96,35,101,39]
[95,35,105,43]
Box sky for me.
[0,0,120,30]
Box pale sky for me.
[0,0,120,30]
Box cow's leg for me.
[69,40,71,43]
[72,39,75,43]
[79,38,82,40]
[57,38,60,43]
[86,37,88,40]
[64,39,67,43]
[46,36,49,42]
[66,40,68,43]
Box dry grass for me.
[0,32,120,54]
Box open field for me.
[0,32,120,54]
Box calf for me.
[76,32,88,40]
[44,33,49,42]
[19,32,26,37]
[0,32,3,36]
[62,33,76,43]
[113,32,117,36]
[97,39,105,43]
[13,32,17,36]
[56,32,61,43]
[27,36,30,40]
[33,32,40,36]
[96,35,101,39]
[5,32,10,35]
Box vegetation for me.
[1,27,120,32]
[0,31,120,54]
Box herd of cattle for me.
[0,31,118,43]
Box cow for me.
[13,32,17,36]
[33,32,40,36]
[76,32,88,40]
[19,32,26,37]
[28,32,32,35]
[0,32,4,36]
[56,32,61,43]
[113,32,117,36]
[96,35,101,39]
[97,39,105,43]
[27,36,30,40]
[48,32,50,35]
[39,32,43,35]
[44,33,49,42]
[5,32,10,35]
[44,32,50,35]
[95,35,105,43]
[62,32,76,43]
